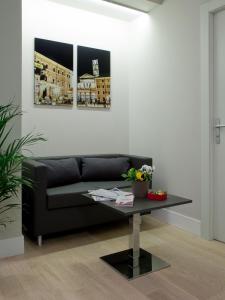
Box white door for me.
[213,9,225,242]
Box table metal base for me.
[100,213,170,279]
[100,248,170,280]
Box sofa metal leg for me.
[37,235,42,247]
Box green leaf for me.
[0,102,46,228]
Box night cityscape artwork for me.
[34,38,73,106]
[77,45,111,109]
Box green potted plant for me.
[0,103,45,228]
[122,165,155,198]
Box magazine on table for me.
[88,188,134,206]
[115,195,134,207]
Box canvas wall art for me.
[77,46,111,109]
[34,38,73,106]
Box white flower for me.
[140,165,155,175]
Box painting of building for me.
[77,46,111,109]
[34,38,73,106]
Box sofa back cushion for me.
[40,158,81,188]
[81,157,130,181]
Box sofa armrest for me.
[128,155,152,169]
[23,159,48,191]
[22,159,48,235]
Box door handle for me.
[215,119,225,144]
[215,125,225,128]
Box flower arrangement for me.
[122,165,155,182]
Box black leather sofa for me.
[22,154,152,245]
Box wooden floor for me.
[1,217,225,300]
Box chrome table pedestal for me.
[100,213,170,280]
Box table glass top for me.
[100,194,192,216]
[84,189,192,217]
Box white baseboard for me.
[151,209,201,236]
[0,235,24,258]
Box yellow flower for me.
[136,171,144,181]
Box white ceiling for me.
[47,0,155,21]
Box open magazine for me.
[88,188,134,207]
[115,195,134,207]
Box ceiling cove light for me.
[102,0,163,13]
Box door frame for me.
[201,0,225,239]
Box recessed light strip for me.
[102,0,163,13]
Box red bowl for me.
[147,192,167,201]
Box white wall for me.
[22,0,211,224]
[129,0,205,220]
[22,0,130,157]
[0,0,24,256]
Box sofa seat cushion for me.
[47,181,132,210]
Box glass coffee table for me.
[86,192,192,280]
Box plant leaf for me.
[0,102,46,226]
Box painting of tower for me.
[77,46,111,109]
[92,59,99,77]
